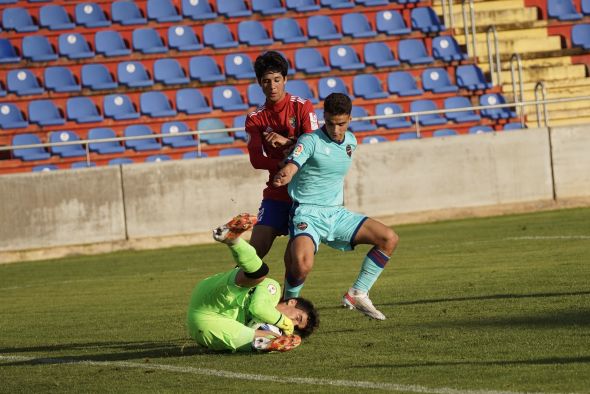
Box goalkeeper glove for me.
[276,314,294,335]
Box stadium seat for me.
[376,10,410,35]
[133,28,167,54]
[286,80,318,104]
[504,122,525,131]
[286,0,320,12]
[308,15,343,41]
[342,13,377,38]
[71,161,96,169]
[443,96,480,123]
[253,0,286,14]
[147,0,181,22]
[32,164,59,172]
[357,0,389,6]
[203,23,238,49]
[411,7,445,33]
[145,154,171,163]
[168,25,203,51]
[39,5,75,30]
[88,127,125,154]
[432,36,467,62]
[219,148,245,156]
[103,94,140,120]
[140,91,177,118]
[124,125,162,151]
[362,135,387,144]
[2,7,38,32]
[75,3,111,28]
[321,0,354,9]
[329,45,364,71]
[547,0,582,20]
[410,100,447,126]
[81,64,118,90]
[364,42,400,68]
[456,65,492,91]
[433,128,457,137]
[353,74,388,100]
[212,86,248,111]
[7,69,44,96]
[22,36,58,62]
[28,99,65,126]
[154,59,189,85]
[0,81,6,97]
[217,0,252,17]
[273,18,307,44]
[176,88,212,114]
[58,33,95,59]
[44,66,81,93]
[422,68,459,94]
[398,39,434,65]
[247,84,266,107]
[572,24,590,49]
[109,158,134,165]
[232,115,248,141]
[189,56,225,82]
[375,103,412,129]
[183,151,208,159]
[181,0,217,20]
[238,21,273,46]
[0,38,21,63]
[12,134,51,161]
[583,0,590,14]
[95,31,131,57]
[295,48,330,74]
[197,118,234,145]
[387,71,423,96]
[161,121,197,148]
[0,103,28,129]
[117,61,153,88]
[66,97,103,123]
[349,106,377,132]
[480,93,517,120]
[469,125,494,134]
[49,131,86,158]
[318,77,349,100]
[225,53,256,80]
[111,1,147,25]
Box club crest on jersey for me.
[267,284,277,295]
[346,145,353,157]
[297,222,308,230]
[289,116,296,128]
[293,144,304,157]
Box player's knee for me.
[379,228,398,255]
[292,251,314,277]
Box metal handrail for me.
[534,81,549,128]
[510,53,526,126]
[441,0,455,30]
[486,26,501,86]
[461,0,477,58]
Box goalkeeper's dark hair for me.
[323,93,352,116]
[254,51,289,82]
[293,297,319,338]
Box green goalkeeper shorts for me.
[188,311,255,352]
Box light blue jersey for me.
[286,127,357,207]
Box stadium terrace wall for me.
[1,125,589,263]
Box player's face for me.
[323,113,352,143]
[284,305,309,331]
[259,71,287,104]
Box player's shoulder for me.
[288,94,315,111]
[246,105,267,120]
[256,278,281,297]
[345,131,357,145]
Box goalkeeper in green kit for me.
[187,213,319,352]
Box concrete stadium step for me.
[444,7,538,30]
[497,64,588,83]
[527,108,590,126]
[457,35,563,57]
[479,56,574,74]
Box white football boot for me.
[342,288,386,320]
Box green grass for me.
[1,208,590,393]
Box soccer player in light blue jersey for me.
[273,93,399,320]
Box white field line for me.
[0,355,574,394]
[503,236,590,241]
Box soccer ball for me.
[249,321,283,337]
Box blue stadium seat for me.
[154,58,189,85]
[71,161,96,169]
[503,122,525,131]
[0,103,28,129]
[238,21,273,46]
[469,125,494,134]
[0,38,21,63]
[398,39,434,65]
[189,56,225,82]
[432,36,467,62]
[572,24,590,49]
[181,0,217,20]
[225,53,256,79]
[547,0,582,20]
[443,96,480,123]
[349,106,376,132]
[342,13,376,38]
[273,18,307,43]
[0,81,6,97]
[7,69,44,96]
[308,15,342,41]
[147,0,181,22]
[28,99,65,126]
[39,5,75,30]
[410,100,447,126]
[58,33,94,59]
[203,23,238,49]
[456,65,492,91]
[183,151,208,159]
[219,148,244,156]
[212,86,248,111]
[103,94,140,120]
[168,25,203,51]
[433,128,457,137]
[480,93,517,120]
[44,66,81,93]
[387,71,423,96]
[124,125,162,151]
[32,164,59,172]
[232,115,248,141]
[376,10,410,35]
[117,61,153,88]
[217,0,252,17]
[321,0,354,9]
[49,131,86,158]
[357,0,389,5]
[197,118,234,145]
[109,158,134,165]
[295,48,330,74]
[253,0,286,14]
[95,31,131,57]
[22,36,58,62]
[161,121,197,148]
[66,97,103,123]
[353,74,388,100]
[176,88,212,114]
[364,42,400,68]
[422,68,459,93]
[81,64,118,90]
[286,0,320,12]
[133,28,167,54]
[2,7,38,32]
[12,134,51,161]
[111,1,147,25]
[145,154,171,163]
[318,77,349,100]
[75,3,111,28]
[286,80,318,104]
[329,45,364,70]
[88,127,125,154]
[140,91,177,118]
[411,7,445,33]
[247,84,266,107]
[362,135,387,144]
[375,103,412,129]
[583,0,590,14]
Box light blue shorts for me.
[289,204,367,253]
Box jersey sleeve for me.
[245,115,282,171]
[247,279,282,325]
[286,133,315,169]
[298,100,318,135]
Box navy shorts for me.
[256,199,292,236]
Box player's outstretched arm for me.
[272,162,298,187]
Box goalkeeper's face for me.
[278,299,309,331]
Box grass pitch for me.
[1,208,589,393]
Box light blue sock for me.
[283,274,305,299]
[352,247,390,293]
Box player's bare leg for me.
[249,224,279,258]
[283,236,315,299]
